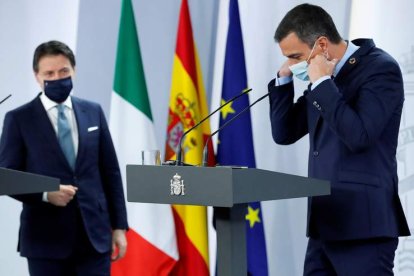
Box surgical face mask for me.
[44,76,73,103]
[289,41,318,81]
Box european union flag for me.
[216,0,268,275]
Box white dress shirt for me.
[39,93,79,201]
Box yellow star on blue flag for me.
[246,205,261,228]
[220,99,236,120]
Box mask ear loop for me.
[306,40,318,63]
[324,49,330,60]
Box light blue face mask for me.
[289,41,318,81]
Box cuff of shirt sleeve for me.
[275,75,293,86]
[42,192,49,202]
[311,76,331,90]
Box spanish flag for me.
[164,0,213,274]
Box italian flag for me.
[109,0,178,275]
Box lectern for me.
[0,167,59,196]
[127,165,330,276]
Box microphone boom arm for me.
[175,88,252,165]
[0,94,12,105]
[202,91,271,166]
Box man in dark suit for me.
[268,4,410,275]
[0,41,128,275]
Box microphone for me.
[174,88,252,166]
[0,94,12,105]
[202,90,271,166]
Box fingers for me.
[308,54,336,82]
[278,59,293,77]
[111,242,118,261]
[117,240,127,259]
[47,185,78,207]
[47,191,71,207]
[111,230,127,262]
[60,185,78,195]
[330,58,339,66]
[60,185,77,202]
[310,54,327,64]
[60,185,77,199]
[111,243,127,261]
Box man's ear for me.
[317,36,329,52]
[34,71,44,90]
[71,67,76,80]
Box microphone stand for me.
[0,94,12,105]
[202,91,271,167]
[174,88,252,166]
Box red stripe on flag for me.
[170,208,209,276]
[111,229,176,276]
[203,133,216,166]
[175,0,199,89]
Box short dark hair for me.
[33,40,76,72]
[275,4,342,47]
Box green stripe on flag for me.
[113,0,152,120]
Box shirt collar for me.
[333,41,359,77]
[40,92,73,111]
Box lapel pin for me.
[349,57,356,64]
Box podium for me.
[0,167,59,196]
[127,165,330,276]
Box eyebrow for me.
[286,53,302,59]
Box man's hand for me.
[278,59,293,78]
[111,229,127,261]
[308,54,338,83]
[47,185,78,207]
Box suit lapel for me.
[335,39,375,102]
[31,96,73,170]
[72,97,87,170]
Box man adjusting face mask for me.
[288,40,318,81]
[289,38,329,81]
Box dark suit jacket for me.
[0,95,128,258]
[269,39,410,241]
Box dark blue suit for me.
[269,39,410,274]
[0,95,128,263]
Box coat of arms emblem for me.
[170,173,185,196]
